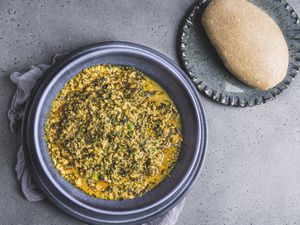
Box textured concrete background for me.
[1,0,300,224]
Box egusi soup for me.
[44,65,182,200]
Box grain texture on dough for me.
[201,0,289,90]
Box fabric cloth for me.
[8,57,185,225]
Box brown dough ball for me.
[201,0,289,90]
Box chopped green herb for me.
[92,171,98,181]
[127,121,135,131]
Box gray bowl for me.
[22,42,207,224]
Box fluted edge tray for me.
[180,0,300,107]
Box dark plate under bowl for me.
[22,42,207,224]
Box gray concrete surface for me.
[1,0,300,224]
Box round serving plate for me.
[22,42,207,224]
[180,0,300,107]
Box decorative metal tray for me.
[180,0,300,107]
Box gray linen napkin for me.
[8,56,185,225]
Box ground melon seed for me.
[44,65,182,200]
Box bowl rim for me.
[22,41,208,224]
